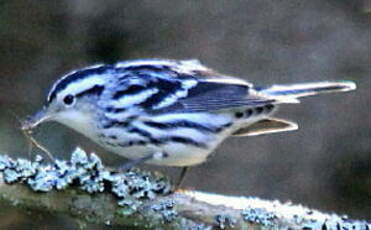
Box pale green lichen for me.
[214,214,236,229]
[300,218,371,230]
[151,200,178,223]
[0,147,171,203]
[3,149,369,230]
[117,199,142,216]
[241,207,276,226]
[184,223,213,230]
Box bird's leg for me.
[119,153,189,190]
[175,166,189,189]
[119,152,167,171]
[119,154,154,171]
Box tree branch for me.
[0,148,369,229]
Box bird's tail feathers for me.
[259,81,356,103]
[232,117,298,136]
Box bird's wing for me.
[173,80,275,112]
[105,59,276,113]
[118,60,276,113]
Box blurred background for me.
[0,0,370,229]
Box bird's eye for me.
[63,94,75,105]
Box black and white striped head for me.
[21,59,211,130]
[22,64,113,131]
[21,58,248,132]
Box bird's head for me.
[22,64,111,134]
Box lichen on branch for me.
[0,148,369,230]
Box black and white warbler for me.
[22,59,356,184]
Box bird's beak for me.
[21,108,51,131]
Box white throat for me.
[54,110,98,139]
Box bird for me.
[21,59,356,186]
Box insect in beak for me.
[18,109,55,161]
[21,109,51,131]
